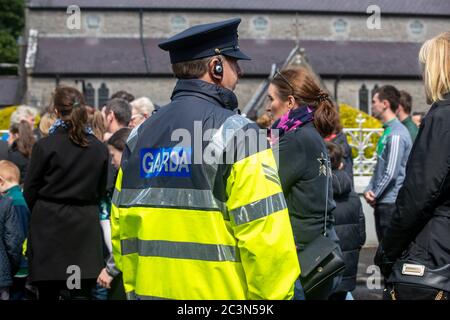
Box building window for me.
[359,84,369,114]
[85,83,95,107]
[86,14,101,30]
[251,16,269,33]
[333,19,348,33]
[409,20,424,35]
[98,83,109,109]
[170,15,188,33]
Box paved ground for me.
[352,247,384,300]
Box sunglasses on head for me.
[273,69,295,93]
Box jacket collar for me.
[427,91,450,116]
[171,79,239,112]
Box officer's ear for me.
[208,57,223,81]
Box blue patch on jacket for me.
[140,147,191,178]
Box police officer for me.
[111,18,300,300]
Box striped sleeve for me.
[373,134,402,199]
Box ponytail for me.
[314,93,341,138]
[68,104,89,147]
[53,86,89,147]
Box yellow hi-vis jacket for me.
[111,79,300,300]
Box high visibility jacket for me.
[111,79,300,300]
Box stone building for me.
[22,0,450,113]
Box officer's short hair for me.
[171,56,212,79]
[399,90,413,115]
[105,98,132,127]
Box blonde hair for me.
[89,110,106,141]
[39,112,57,137]
[419,32,450,102]
[0,160,21,184]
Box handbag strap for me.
[323,152,330,237]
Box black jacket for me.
[331,132,354,189]
[0,140,8,160]
[275,122,336,249]
[23,127,109,281]
[0,196,25,287]
[7,142,29,185]
[332,170,366,292]
[376,93,450,289]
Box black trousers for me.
[384,283,449,300]
[35,279,96,300]
[374,203,396,242]
[108,273,126,300]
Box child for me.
[0,160,31,300]
[325,142,366,300]
[0,194,24,300]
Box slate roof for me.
[32,37,422,78]
[0,77,21,106]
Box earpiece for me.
[213,60,223,76]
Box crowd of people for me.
[0,18,449,301]
[0,87,153,300]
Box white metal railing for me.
[343,114,384,176]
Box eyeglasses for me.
[130,113,145,121]
[273,69,295,93]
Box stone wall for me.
[27,76,429,115]
[323,79,429,113]
[26,76,263,110]
[27,10,450,42]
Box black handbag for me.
[387,260,450,293]
[297,155,346,295]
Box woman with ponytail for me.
[7,121,36,184]
[23,86,109,300]
[267,66,342,300]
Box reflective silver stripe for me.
[262,164,281,186]
[112,187,227,214]
[206,114,252,161]
[229,192,287,226]
[127,292,171,300]
[203,115,252,187]
[126,125,139,153]
[121,239,240,262]
[111,188,120,206]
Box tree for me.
[0,0,24,73]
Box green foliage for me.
[339,103,383,159]
[0,0,25,38]
[0,30,18,62]
[0,0,25,73]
